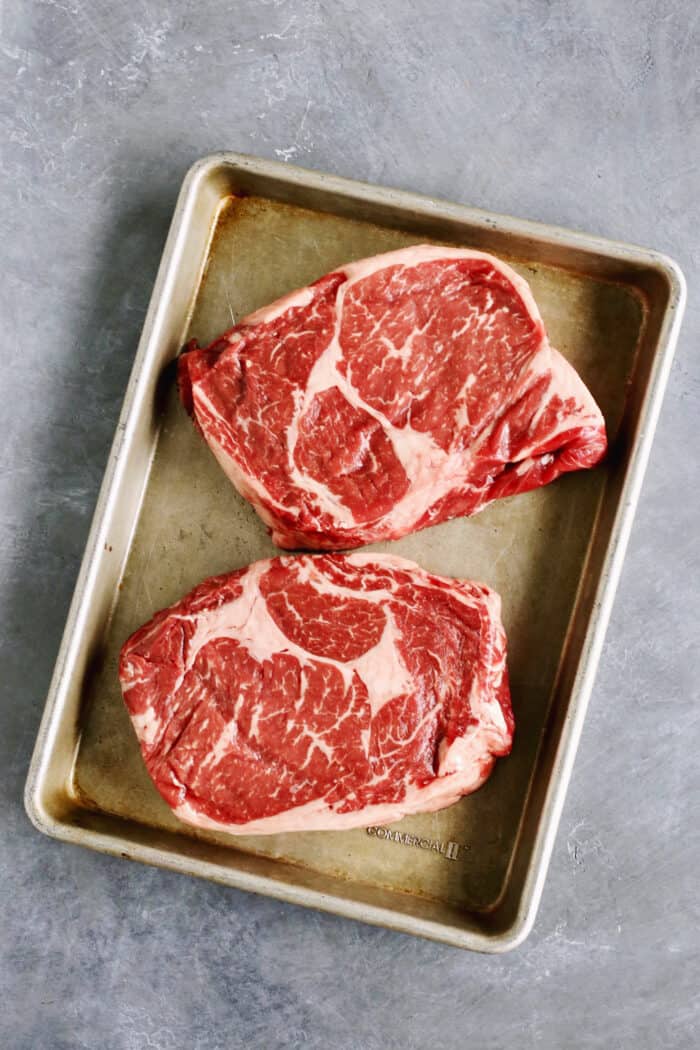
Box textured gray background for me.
[1,1,698,1047]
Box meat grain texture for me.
[119,554,513,834]
[179,245,607,550]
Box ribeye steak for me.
[119,553,513,835]
[179,245,607,550]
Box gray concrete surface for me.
[1,1,698,1047]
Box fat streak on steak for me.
[119,553,513,835]
[179,245,607,550]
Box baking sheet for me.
[25,154,685,950]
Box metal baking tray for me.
[25,152,685,952]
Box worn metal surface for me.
[25,155,684,952]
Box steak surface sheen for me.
[179,245,607,550]
[119,553,513,835]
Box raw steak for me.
[179,245,607,550]
[119,553,513,835]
